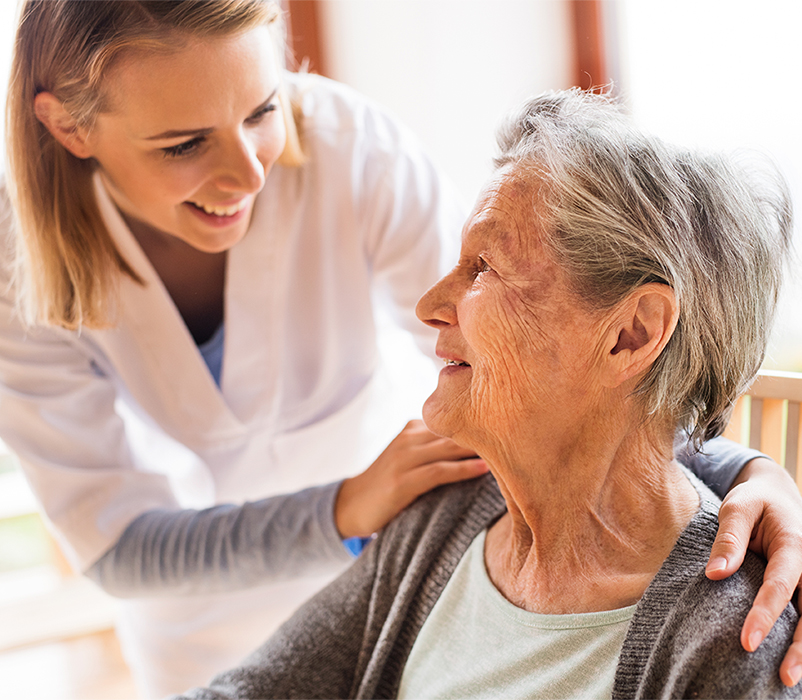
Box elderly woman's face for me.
[416,169,604,449]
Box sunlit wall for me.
[320,0,574,203]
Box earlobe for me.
[602,284,679,388]
[33,92,93,159]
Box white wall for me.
[319,0,574,203]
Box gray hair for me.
[495,89,793,445]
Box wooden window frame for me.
[570,0,614,92]
[282,0,328,76]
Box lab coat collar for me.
[92,174,249,443]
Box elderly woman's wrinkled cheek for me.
[465,292,557,428]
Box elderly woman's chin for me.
[421,386,457,440]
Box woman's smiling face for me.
[416,168,605,452]
[79,25,287,253]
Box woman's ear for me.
[600,283,679,388]
[33,92,93,159]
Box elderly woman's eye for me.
[478,257,492,273]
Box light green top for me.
[397,529,636,699]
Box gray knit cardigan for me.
[174,472,801,699]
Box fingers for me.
[392,420,462,453]
[335,421,487,538]
[411,457,488,494]
[414,439,477,464]
[779,618,802,687]
[705,492,758,580]
[393,420,478,466]
[740,549,802,652]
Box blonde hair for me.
[6,0,304,329]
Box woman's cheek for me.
[168,161,207,195]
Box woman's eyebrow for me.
[143,88,280,141]
[248,88,279,116]
[144,126,214,141]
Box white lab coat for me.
[0,74,466,696]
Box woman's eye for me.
[478,257,492,273]
[246,103,278,124]
[162,136,205,159]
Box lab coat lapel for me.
[223,169,293,428]
[93,177,245,443]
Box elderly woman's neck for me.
[483,422,699,615]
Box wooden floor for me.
[0,629,139,700]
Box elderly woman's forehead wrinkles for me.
[469,179,547,265]
[464,198,515,254]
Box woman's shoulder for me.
[284,72,426,160]
[625,551,799,698]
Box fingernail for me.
[706,557,728,573]
[748,631,764,651]
[788,665,802,686]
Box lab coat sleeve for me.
[676,435,764,499]
[86,480,354,597]
[359,108,467,360]
[0,281,356,588]
[0,288,181,571]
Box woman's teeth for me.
[444,359,469,367]
[192,200,248,217]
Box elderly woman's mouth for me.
[444,359,470,367]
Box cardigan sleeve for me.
[675,435,764,498]
[166,476,503,700]
[167,532,383,699]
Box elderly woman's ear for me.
[600,283,679,388]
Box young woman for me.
[2,1,801,696]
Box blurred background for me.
[0,1,799,697]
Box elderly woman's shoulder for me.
[385,470,505,536]
[631,557,799,698]
[616,486,801,698]
[372,472,505,574]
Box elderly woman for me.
[174,90,797,699]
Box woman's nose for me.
[416,270,458,328]
[215,132,265,193]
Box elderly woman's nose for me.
[416,273,457,328]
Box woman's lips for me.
[184,199,250,227]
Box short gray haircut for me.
[495,89,793,445]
